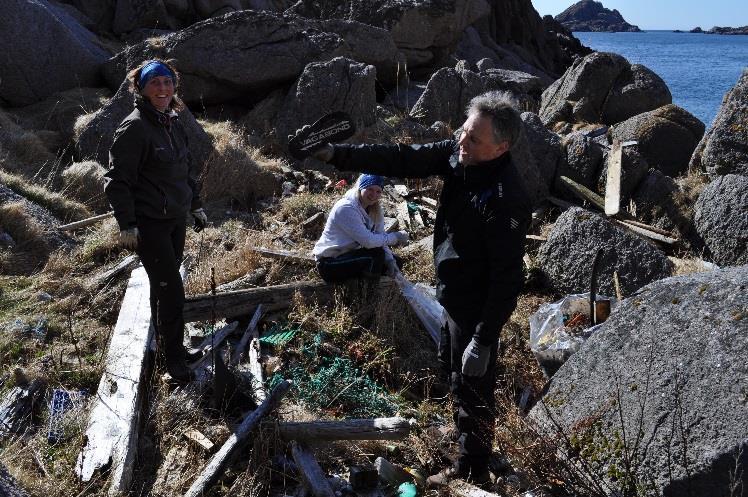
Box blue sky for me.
[531,0,748,30]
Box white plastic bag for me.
[393,271,443,345]
[529,293,616,377]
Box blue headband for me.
[138,61,175,90]
[359,174,384,190]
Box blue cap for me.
[138,61,175,90]
[358,174,384,190]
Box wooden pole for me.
[183,279,396,323]
[250,247,315,263]
[58,211,113,231]
[291,441,336,497]
[229,305,264,366]
[278,417,416,442]
[183,380,292,497]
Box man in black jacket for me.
[310,91,531,485]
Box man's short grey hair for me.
[466,91,522,147]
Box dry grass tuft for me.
[278,192,336,226]
[0,202,52,274]
[200,120,285,208]
[184,221,271,294]
[0,109,57,177]
[60,161,109,213]
[0,170,90,222]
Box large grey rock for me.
[537,207,673,296]
[274,57,377,152]
[601,64,672,125]
[516,112,563,192]
[539,52,671,128]
[112,0,175,33]
[409,65,543,127]
[611,104,705,178]
[103,11,403,104]
[74,80,212,170]
[58,0,115,31]
[556,130,605,192]
[287,0,490,68]
[694,174,748,266]
[689,69,748,177]
[0,0,109,107]
[530,266,748,497]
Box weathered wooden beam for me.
[58,211,113,231]
[183,279,396,323]
[612,219,678,245]
[374,457,413,486]
[229,305,264,366]
[184,429,215,453]
[76,265,154,494]
[250,247,314,263]
[560,175,607,213]
[190,321,239,370]
[291,441,336,497]
[604,141,622,216]
[183,380,292,497]
[278,417,416,442]
[88,255,140,289]
[396,201,411,231]
[215,267,267,292]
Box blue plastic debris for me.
[47,389,85,444]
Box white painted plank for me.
[75,265,153,494]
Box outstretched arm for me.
[329,141,455,178]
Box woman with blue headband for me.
[313,174,409,282]
[104,59,207,383]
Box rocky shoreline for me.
[686,26,748,34]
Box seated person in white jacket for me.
[313,174,409,283]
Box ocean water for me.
[573,31,748,126]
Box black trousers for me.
[136,217,188,373]
[316,247,386,283]
[439,308,499,475]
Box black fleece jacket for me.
[331,140,531,346]
[104,100,202,229]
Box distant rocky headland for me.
[555,0,640,32]
[686,26,748,35]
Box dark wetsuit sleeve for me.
[105,121,148,230]
[331,141,455,178]
[473,198,530,346]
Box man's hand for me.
[312,143,334,162]
[461,338,491,377]
[387,230,409,246]
[192,208,208,232]
[119,227,139,250]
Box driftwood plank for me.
[75,265,154,493]
[250,247,315,263]
[612,219,678,245]
[183,279,396,323]
[183,380,292,497]
[374,457,413,486]
[604,142,622,216]
[87,255,140,289]
[291,441,336,497]
[279,417,415,442]
[396,201,411,231]
[229,305,264,366]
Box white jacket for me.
[313,188,399,260]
